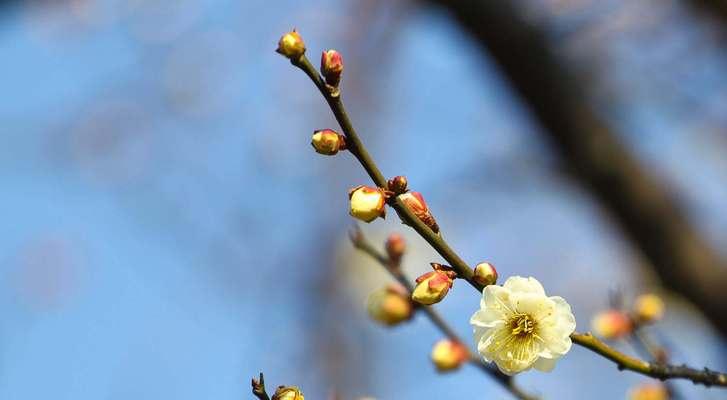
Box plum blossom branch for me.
[571,333,727,387]
[349,228,537,400]
[279,31,727,392]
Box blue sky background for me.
[0,0,725,399]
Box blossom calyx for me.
[633,294,665,324]
[411,263,456,305]
[276,30,306,60]
[398,191,439,234]
[431,339,469,372]
[272,386,304,400]
[366,284,413,326]
[311,129,346,155]
[473,262,498,287]
[349,185,386,223]
[591,310,633,340]
[321,49,344,87]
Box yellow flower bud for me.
[411,264,456,305]
[276,30,305,60]
[272,386,304,400]
[349,185,386,223]
[591,310,633,340]
[431,339,469,372]
[311,129,345,155]
[472,262,498,286]
[628,383,669,400]
[366,285,413,326]
[633,294,665,324]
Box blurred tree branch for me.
[423,0,727,338]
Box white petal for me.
[539,333,572,357]
[533,356,558,372]
[503,276,546,296]
[511,293,554,320]
[481,285,515,316]
[550,296,577,335]
[470,308,506,328]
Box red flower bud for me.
[321,49,344,87]
[385,233,406,263]
[387,175,408,195]
[398,191,439,233]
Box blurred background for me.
[1,0,726,399]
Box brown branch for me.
[422,0,727,338]
[251,372,270,400]
[290,55,482,292]
[349,227,536,400]
[572,333,727,387]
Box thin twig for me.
[349,228,536,400]
[572,333,727,387]
[251,372,270,400]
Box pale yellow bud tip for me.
[633,294,665,324]
[366,285,413,326]
[431,339,469,372]
[276,30,306,59]
[349,186,386,223]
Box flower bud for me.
[633,294,665,324]
[321,49,344,87]
[385,233,406,263]
[349,185,386,223]
[412,263,456,305]
[387,176,408,195]
[366,284,413,326]
[398,191,439,234]
[272,386,305,400]
[431,339,469,372]
[591,310,633,340]
[628,383,669,400]
[276,30,306,60]
[472,262,498,286]
[311,129,346,155]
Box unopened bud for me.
[385,233,406,263]
[349,185,386,223]
[366,284,413,326]
[628,383,669,400]
[431,339,469,372]
[633,294,665,324]
[398,191,439,234]
[276,30,306,60]
[591,310,633,340]
[472,262,498,286]
[321,49,344,87]
[272,386,305,400]
[412,263,456,305]
[387,176,408,195]
[311,129,346,155]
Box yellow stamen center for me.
[510,313,536,337]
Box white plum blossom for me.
[470,276,576,375]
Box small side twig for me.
[349,228,537,400]
[251,372,270,400]
[571,333,727,387]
